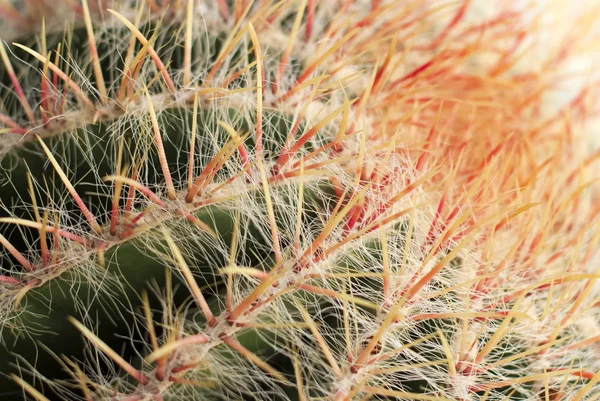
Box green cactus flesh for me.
[0,7,352,399]
[0,97,341,394]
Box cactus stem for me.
[13,43,93,108]
[36,135,103,234]
[69,181,432,398]
[68,316,150,385]
[108,9,176,95]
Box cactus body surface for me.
[0,1,599,400]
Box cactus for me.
[0,1,599,400]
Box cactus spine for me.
[1,1,600,400]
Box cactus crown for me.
[0,1,599,400]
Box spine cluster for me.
[0,1,598,400]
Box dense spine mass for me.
[0,1,599,400]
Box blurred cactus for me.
[0,1,599,400]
